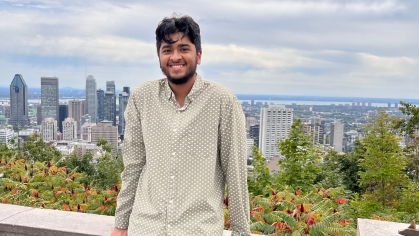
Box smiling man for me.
[111,15,251,236]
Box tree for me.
[276,119,321,191]
[22,133,62,163]
[316,150,344,189]
[58,152,96,185]
[339,140,365,193]
[95,138,124,189]
[247,146,272,197]
[358,112,408,207]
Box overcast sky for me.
[0,0,418,98]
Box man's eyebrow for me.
[161,45,171,49]
[178,44,191,47]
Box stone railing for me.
[0,204,256,236]
[2,203,413,236]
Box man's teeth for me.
[171,65,184,68]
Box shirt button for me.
[170,176,175,179]
[173,129,177,132]
[172,152,176,156]
[169,200,173,204]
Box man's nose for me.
[170,50,182,61]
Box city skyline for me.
[0,1,418,98]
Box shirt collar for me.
[165,74,205,103]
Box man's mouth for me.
[170,64,185,70]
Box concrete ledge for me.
[0,204,256,236]
[357,218,410,236]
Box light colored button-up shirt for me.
[114,75,251,236]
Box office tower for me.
[41,77,59,121]
[97,89,105,121]
[81,123,96,142]
[0,128,14,145]
[85,75,97,123]
[41,117,57,141]
[62,117,77,141]
[259,105,293,160]
[305,116,325,145]
[68,100,85,138]
[59,104,68,133]
[118,87,130,134]
[104,81,116,126]
[9,74,30,127]
[91,122,118,154]
[249,124,260,147]
[36,104,42,125]
[330,120,344,152]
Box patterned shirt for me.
[114,75,251,236]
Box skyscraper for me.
[104,81,116,126]
[41,77,59,121]
[259,105,293,160]
[58,104,68,133]
[41,117,57,141]
[85,75,97,123]
[68,100,85,138]
[330,120,344,152]
[62,117,77,141]
[9,74,30,127]
[97,89,105,122]
[118,86,130,134]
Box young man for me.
[111,15,251,236]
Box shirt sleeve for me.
[114,90,146,229]
[219,94,251,236]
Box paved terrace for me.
[0,203,414,236]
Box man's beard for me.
[162,63,197,85]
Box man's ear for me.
[197,50,202,65]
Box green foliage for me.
[340,140,365,193]
[234,187,356,235]
[58,152,96,185]
[247,146,273,197]
[396,101,419,137]
[316,150,344,189]
[0,157,119,216]
[358,112,408,207]
[276,119,322,191]
[95,138,124,189]
[21,133,62,163]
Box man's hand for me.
[110,227,128,236]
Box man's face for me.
[159,32,202,85]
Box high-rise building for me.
[249,124,260,148]
[41,77,59,121]
[0,128,14,146]
[330,120,344,152]
[68,100,85,138]
[85,75,97,123]
[304,116,325,145]
[91,122,118,154]
[41,117,57,141]
[62,117,77,141]
[58,104,68,133]
[81,123,96,142]
[97,89,105,121]
[118,87,130,134]
[104,81,116,126]
[36,104,42,125]
[259,105,293,160]
[9,74,30,127]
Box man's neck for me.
[168,74,197,107]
